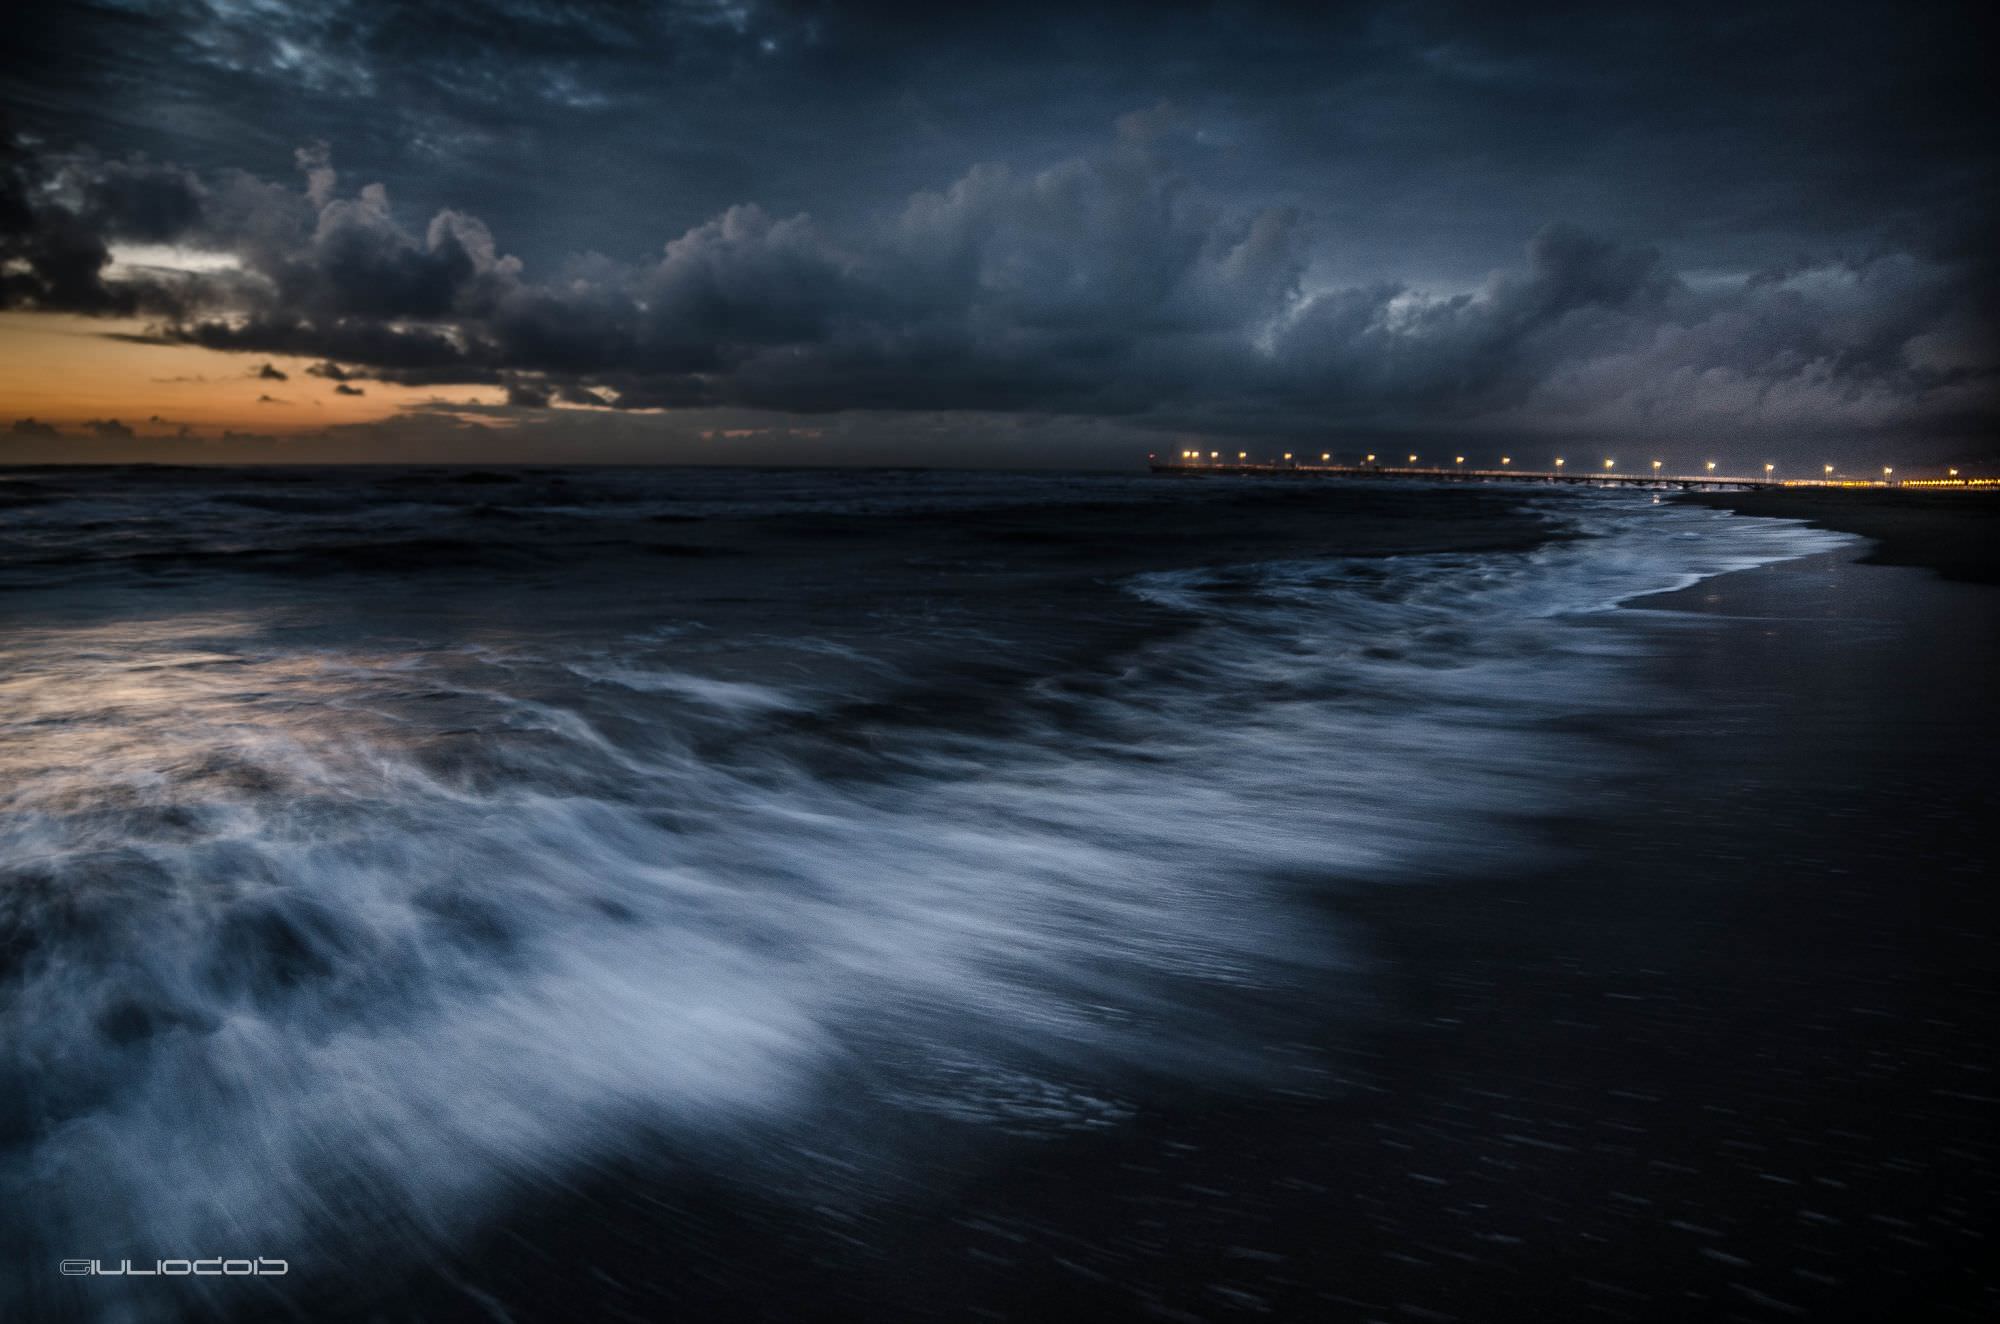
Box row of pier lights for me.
[1162,450,1993,487]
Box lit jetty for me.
[1150,453,1996,491]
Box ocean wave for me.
[0,488,1853,1317]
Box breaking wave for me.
[0,484,1850,1316]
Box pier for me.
[1148,455,1998,491]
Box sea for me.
[0,465,1875,1320]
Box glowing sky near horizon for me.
[1,0,1991,465]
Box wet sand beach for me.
[1677,489,2000,585]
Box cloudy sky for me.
[1,0,1992,467]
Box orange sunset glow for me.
[0,313,505,442]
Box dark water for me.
[10,465,1984,1322]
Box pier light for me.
[1210,450,1219,459]
[1883,466,1893,478]
[1950,468,1959,477]
[1455,455,1465,465]
[1366,453,1376,463]
[1501,456,1511,465]
[1555,457,1565,468]
[1408,454,1418,464]
[1765,463,1775,476]
[1705,461,1716,472]
[1651,459,1662,472]
[1321,453,1330,462]
[1238,451,1247,460]
[1283,453,1293,461]
[1824,464,1834,475]
[1604,458,1615,470]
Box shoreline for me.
[224,501,1998,1322]
[15,482,1994,1322]
[1673,488,2000,584]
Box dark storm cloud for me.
[1,0,1993,455]
[0,136,271,318]
[11,1,1986,270]
[0,138,180,315]
[1259,229,1994,440]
